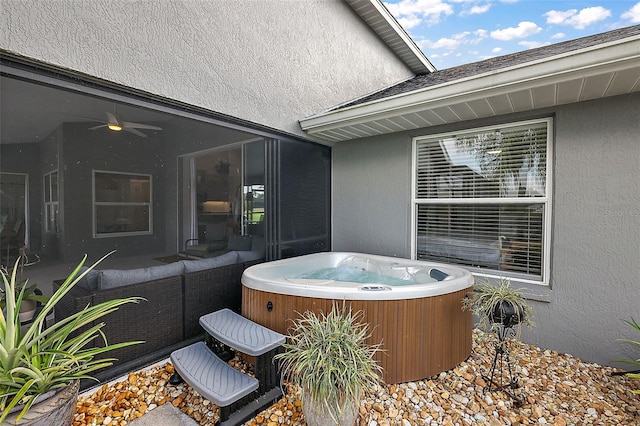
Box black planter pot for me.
[489,300,524,328]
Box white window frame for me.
[411,118,553,286]
[92,170,153,238]
[43,170,58,233]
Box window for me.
[93,171,152,237]
[412,118,552,284]
[43,171,58,233]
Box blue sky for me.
[383,0,640,69]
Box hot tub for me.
[241,252,474,383]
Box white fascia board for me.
[368,0,436,73]
[300,35,640,133]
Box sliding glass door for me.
[179,138,330,261]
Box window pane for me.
[416,203,543,279]
[95,172,151,203]
[51,171,58,202]
[93,171,152,236]
[44,174,51,202]
[416,123,547,199]
[96,205,151,234]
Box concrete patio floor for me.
[128,403,198,426]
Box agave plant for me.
[275,303,382,426]
[0,253,143,422]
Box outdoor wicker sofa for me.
[54,251,263,386]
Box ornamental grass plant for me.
[275,303,382,426]
[0,253,143,423]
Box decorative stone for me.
[71,330,640,426]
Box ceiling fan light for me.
[108,124,122,131]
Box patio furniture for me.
[54,254,263,386]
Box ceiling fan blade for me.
[124,127,148,137]
[106,112,120,126]
[122,121,163,131]
[88,124,108,130]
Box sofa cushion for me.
[236,250,264,262]
[213,250,239,267]
[99,261,185,290]
[76,267,101,291]
[182,250,239,273]
[182,257,218,273]
[227,234,253,251]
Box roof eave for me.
[345,0,436,74]
[300,35,640,138]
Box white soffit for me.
[301,34,640,142]
[345,0,435,74]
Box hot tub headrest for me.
[429,268,449,281]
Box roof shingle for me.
[336,24,640,110]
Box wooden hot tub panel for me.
[242,287,472,384]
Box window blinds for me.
[414,121,549,281]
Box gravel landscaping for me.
[73,330,639,426]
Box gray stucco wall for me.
[0,0,413,138]
[332,93,640,368]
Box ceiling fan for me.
[89,111,162,138]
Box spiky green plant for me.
[616,317,640,394]
[274,303,382,425]
[0,253,143,422]
[462,276,534,335]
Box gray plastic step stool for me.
[170,309,286,426]
[199,308,285,356]
[170,342,258,407]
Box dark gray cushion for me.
[182,257,218,273]
[227,234,252,251]
[99,262,185,290]
[182,250,239,272]
[213,250,238,267]
[76,267,101,291]
[236,250,263,262]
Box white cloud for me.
[397,15,423,29]
[544,6,611,29]
[622,2,640,23]
[492,47,503,53]
[490,21,541,41]
[519,40,551,49]
[384,0,454,28]
[461,4,491,16]
[551,32,566,39]
[418,31,471,50]
[470,28,489,44]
